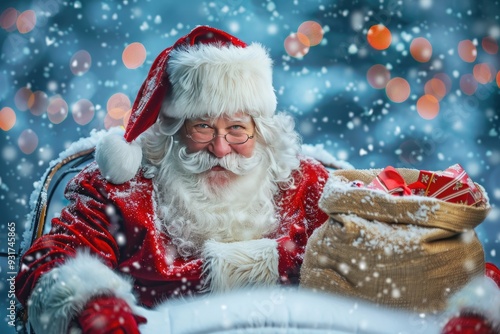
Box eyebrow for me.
[190,115,253,124]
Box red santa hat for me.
[95,25,277,184]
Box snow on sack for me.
[300,167,490,312]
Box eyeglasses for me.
[185,123,254,145]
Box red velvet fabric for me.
[15,158,329,308]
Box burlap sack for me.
[300,168,489,312]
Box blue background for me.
[1,0,499,332]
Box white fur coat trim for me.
[202,238,279,293]
[95,130,143,184]
[446,275,500,327]
[27,252,137,334]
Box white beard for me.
[153,142,279,258]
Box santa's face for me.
[179,112,256,159]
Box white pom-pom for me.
[95,133,143,184]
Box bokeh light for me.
[473,63,493,84]
[481,36,498,54]
[72,99,95,125]
[17,10,36,34]
[460,73,478,95]
[123,109,131,128]
[18,129,38,154]
[0,107,16,131]
[29,91,49,116]
[14,87,33,111]
[104,113,124,129]
[47,96,69,124]
[0,7,18,30]
[410,37,432,62]
[497,71,500,88]
[366,64,391,89]
[122,42,147,69]
[433,73,452,94]
[424,78,447,101]
[416,94,440,120]
[367,24,392,50]
[70,50,92,76]
[385,77,410,103]
[458,40,477,63]
[297,21,323,47]
[284,33,309,58]
[107,93,131,120]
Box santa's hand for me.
[77,295,147,334]
[202,238,279,293]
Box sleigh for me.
[7,128,499,334]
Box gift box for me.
[408,164,484,206]
[365,166,412,196]
[365,164,485,207]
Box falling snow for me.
[1,0,499,333]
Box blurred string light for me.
[72,99,95,126]
[105,93,131,129]
[385,77,411,103]
[366,24,392,50]
[70,50,92,76]
[284,20,323,58]
[457,39,477,62]
[122,42,147,69]
[18,129,38,155]
[0,7,36,34]
[409,37,432,63]
[366,23,498,120]
[366,64,391,89]
[0,107,16,131]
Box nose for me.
[208,135,232,158]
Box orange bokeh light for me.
[473,63,493,84]
[366,64,391,89]
[0,107,16,131]
[123,42,147,69]
[424,78,447,101]
[14,87,34,111]
[385,77,411,103]
[17,10,36,34]
[458,40,477,63]
[367,24,392,50]
[416,95,440,120]
[481,36,498,54]
[497,71,500,88]
[297,21,323,47]
[460,74,478,95]
[410,37,432,63]
[107,93,131,120]
[123,109,132,128]
[47,96,69,124]
[284,33,309,58]
[0,7,18,30]
[18,129,38,154]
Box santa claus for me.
[15,26,330,333]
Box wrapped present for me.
[408,164,485,206]
[365,166,412,196]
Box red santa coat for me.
[16,157,329,310]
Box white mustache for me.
[177,146,262,175]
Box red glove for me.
[441,263,500,334]
[442,314,494,334]
[77,295,147,334]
